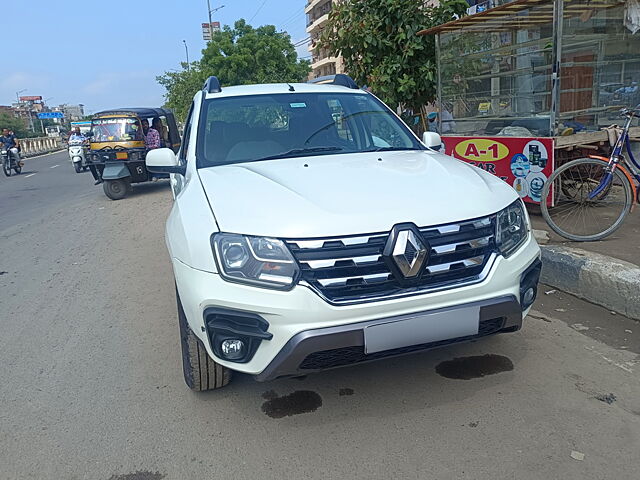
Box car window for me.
[180,103,195,162]
[196,92,424,168]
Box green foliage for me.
[319,0,468,110]
[157,64,209,122]
[157,19,311,122]
[0,113,31,137]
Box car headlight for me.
[496,199,528,258]
[212,233,299,289]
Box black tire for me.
[177,288,231,391]
[74,163,82,173]
[102,179,129,200]
[541,158,633,241]
[14,164,21,174]
[3,160,11,177]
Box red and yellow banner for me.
[443,136,555,205]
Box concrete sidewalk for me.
[529,209,640,321]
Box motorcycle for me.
[68,139,88,173]
[2,148,22,177]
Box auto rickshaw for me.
[87,108,181,200]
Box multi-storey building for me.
[305,0,344,79]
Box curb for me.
[540,245,640,321]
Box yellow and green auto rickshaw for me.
[87,108,181,200]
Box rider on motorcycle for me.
[68,127,86,143]
[0,128,23,166]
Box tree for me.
[0,112,30,137]
[157,19,311,122]
[319,0,468,111]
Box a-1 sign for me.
[37,112,64,119]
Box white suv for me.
[146,75,541,391]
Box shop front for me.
[419,0,640,204]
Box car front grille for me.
[286,215,497,304]
[298,317,505,370]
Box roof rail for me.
[332,74,359,89]
[307,74,359,89]
[203,76,222,94]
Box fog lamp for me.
[523,287,535,306]
[220,339,245,360]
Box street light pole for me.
[183,40,190,68]
[207,0,213,26]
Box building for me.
[57,104,85,121]
[305,0,344,79]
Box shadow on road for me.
[128,181,171,198]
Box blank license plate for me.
[364,306,480,354]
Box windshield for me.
[91,117,143,142]
[196,92,424,168]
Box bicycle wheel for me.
[540,158,633,241]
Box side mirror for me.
[146,148,185,175]
[422,132,442,151]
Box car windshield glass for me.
[196,92,424,168]
[91,117,143,142]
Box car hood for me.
[198,150,518,238]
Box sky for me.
[2,0,309,114]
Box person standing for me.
[141,119,161,150]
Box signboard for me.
[20,95,42,102]
[442,136,554,205]
[37,112,64,119]
[202,21,220,41]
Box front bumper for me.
[255,295,521,381]
[173,234,540,378]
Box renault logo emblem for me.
[383,224,429,281]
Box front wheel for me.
[177,288,231,391]
[74,163,82,173]
[541,158,633,241]
[3,160,11,177]
[102,179,130,200]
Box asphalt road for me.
[1,152,639,480]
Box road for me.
[1,152,639,480]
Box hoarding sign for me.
[37,112,64,119]
[20,95,42,102]
[442,136,555,205]
[202,21,221,41]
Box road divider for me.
[19,137,64,158]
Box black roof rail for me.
[203,76,222,94]
[332,74,359,89]
[307,74,359,89]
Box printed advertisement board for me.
[19,95,42,102]
[442,136,555,205]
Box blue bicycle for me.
[541,107,640,241]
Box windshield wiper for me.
[252,146,343,162]
[363,147,424,152]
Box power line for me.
[293,36,310,47]
[279,7,305,29]
[248,0,268,23]
[281,11,305,30]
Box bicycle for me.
[540,107,640,241]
